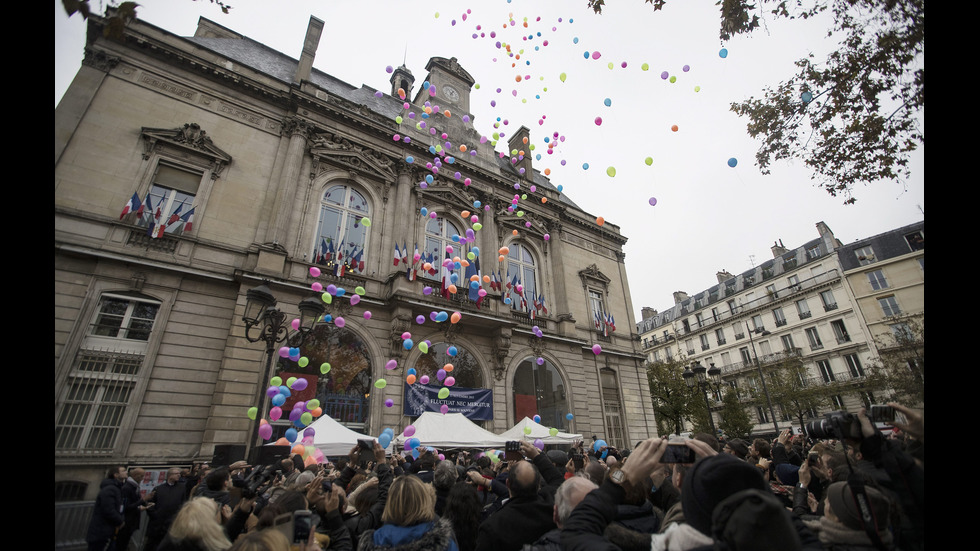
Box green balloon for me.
[287,377,297,387]
[247,407,258,420]
[549,427,559,436]
[641,63,650,71]
[418,342,429,354]
[523,426,532,435]
[355,286,366,295]
[322,293,332,304]
[645,157,653,166]
[320,362,331,374]
[361,217,371,227]
[606,166,617,177]
[438,387,450,399]
[375,378,388,389]
[270,376,282,387]
[395,116,403,124]
[307,399,320,410]
[473,223,483,231]
[516,211,525,217]
[301,412,313,425]
[298,357,309,367]
[669,76,677,83]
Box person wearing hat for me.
[800,480,895,550]
[722,439,749,460]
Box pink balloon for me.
[445,376,456,387]
[592,344,602,355]
[420,375,430,384]
[404,425,416,437]
[334,317,346,328]
[269,406,282,421]
[350,294,361,305]
[258,423,273,440]
[309,267,321,277]
[440,404,449,414]
[291,318,301,330]
[311,282,323,292]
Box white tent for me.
[395,412,510,449]
[498,417,583,445]
[298,414,378,457]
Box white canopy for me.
[298,413,378,457]
[395,412,510,449]
[498,417,583,445]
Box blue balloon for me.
[272,393,286,407]
[408,368,417,376]
[573,37,579,44]
[403,339,414,350]
[603,98,611,107]
[582,163,589,170]
[593,439,607,452]
[719,48,729,58]
[801,91,813,103]
[420,207,428,217]
[728,158,738,168]
[285,428,298,443]
[447,346,458,357]
[336,288,346,296]
[378,433,392,448]
[533,415,541,423]
[409,437,421,449]
[566,413,574,420]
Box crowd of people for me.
[85,402,923,551]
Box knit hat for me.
[826,481,891,531]
[726,438,749,459]
[681,453,768,536]
[774,463,800,486]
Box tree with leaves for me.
[646,358,694,436]
[62,0,232,39]
[751,353,833,434]
[717,386,754,440]
[588,0,923,204]
[864,313,924,406]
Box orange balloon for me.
[451,312,462,324]
[470,274,480,282]
[461,210,471,218]
[597,216,605,226]
[459,145,467,152]
[513,229,519,236]
[444,363,454,372]
[541,197,548,203]
[483,275,491,283]
[515,75,522,82]
[275,437,290,446]
[443,110,451,118]
[304,455,317,467]
[671,125,679,132]
[522,137,528,144]
[312,407,322,417]
[499,255,505,262]
[292,444,306,456]
[453,256,461,263]
[424,262,432,272]
[448,284,458,294]
[397,88,405,97]
[461,259,470,267]
[544,168,551,175]
[500,247,510,255]
[407,374,417,385]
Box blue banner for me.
[402,383,494,421]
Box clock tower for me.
[416,56,475,115]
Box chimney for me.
[672,291,689,305]
[815,221,839,252]
[641,307,658,320]
[507,126,532,177]
[716,270,735,284]
[389,65,415,99]
[771,240,789,258]
[294,16,324,84]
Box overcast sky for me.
[55,0,924,325]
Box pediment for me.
[140,123,232,165]
[579,264,611,285]
[310,133,397,181]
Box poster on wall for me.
[403,383,493,420]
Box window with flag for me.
[312,185,370,276]
[589,289,615,336]
[56,293,160,455]
[423,217,463,293]
[131,162,201,237]
[505,243,538,315]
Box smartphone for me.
[357,438,375,463]
[870,404,895,423]
[808,452,819,466]
[661,442,696,464]
[571,453,584,470]
[321,479,333,493]
[292,510,312,544]
[504,440,522,462]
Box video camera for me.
[241,464,278,499]
[804,405,894,440]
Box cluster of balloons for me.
[309,267,372,321]
[531,325,544,338]
[250,375,327,466]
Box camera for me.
[661,441,696,464]
[504,440,522,461]
[805,411,862,440]
[241,464,277,499]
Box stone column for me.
[266,117,310,248]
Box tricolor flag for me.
[606,313,617,332]
[119,193,141,219]
[179,207,196,232]
[440,251,452,299]
[393,243,402,267]
[353,248,365,272]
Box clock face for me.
[443,85,460,103]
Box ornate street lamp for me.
[683,360,723,436]
[242,281,325,452]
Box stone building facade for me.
[55,14,654,497]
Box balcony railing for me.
[701,344,710,351]
[799,311,812,319]
[775,319,787,327]
[824,303,838,312]
[836,335,851,344]
[717,338,727,345]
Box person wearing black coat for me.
[118,467,147,551]
[475,441,564,551]
[144,469,188,551]
[87,466,127,551]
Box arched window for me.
[413,342,484,389]
[276,325,372,430]
[312,185,369,275]
[505,243,537,311]
[423,217,462,283]
[513,357,567,430]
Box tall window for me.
[312,185,370,274]
[733,323,745,339]
[727,300,737,315]
[831,320,851,343]
[758,341,772,356]
[787,275,800,288]
[796,299,811,319]
[751,314,765,332]
[831,395,846,409]
[721,351,732,366]
[279,325,373,428]
[773,307,787,327]
[589,290,607,332]
[844,354,865,378]
[756,407,770,423]
[136,163,201,236]
[816,360,836,383]
[820,290,837,311]
[424,217,462,283]
[711,307,720,322]
[600,368,627,448]
[781,334,796,352]
[805,327,823,350]
[739,347,752,365]
[878,296,902,317]
[506,243,537,311]
[700,334,710,351]
[715,328,726,346]
[695,313,704,328]
[56,294,160,454]
[513,358,566,429]
[867,270,888,290]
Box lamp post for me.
[242,281,325,453]
[746,321,780,434]
[683,360,722,436]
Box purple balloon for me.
[291,378,308,391]
[417,315,425,324]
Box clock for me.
[442,85,460,103]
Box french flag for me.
[120,193,141,219]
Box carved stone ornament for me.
[139,124,232,176]
[82,48,120,72]
[389,316,411,359]
[490,329,512,381]
[579,264,611,290]
[529,334,546,358]
[310,132,396,182]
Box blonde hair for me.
[168,497,232,551]
[382,475,436,526]
[228,529,290,551]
